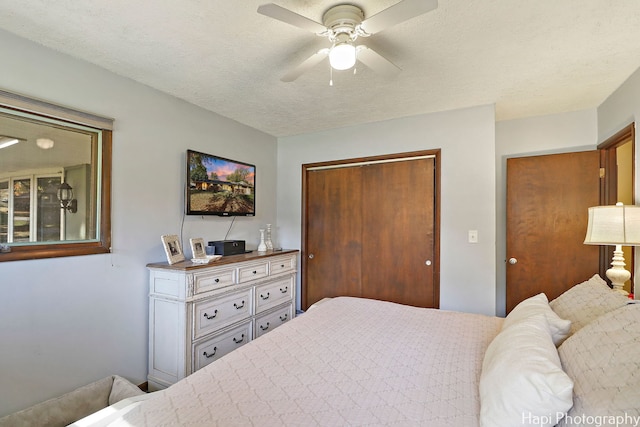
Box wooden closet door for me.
[304,166,363,308]
[303,154,437,310]
[361,158,435,307]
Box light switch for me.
[468,230,478,243]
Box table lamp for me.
[584,202,640,295]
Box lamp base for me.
[606,247,630,296]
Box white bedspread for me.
[115,297,502,426]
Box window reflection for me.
[0,108,99,246]
[12,178,31,242]
[38,177,63,242]
[0,180,8,242]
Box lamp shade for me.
[584,202,640,245]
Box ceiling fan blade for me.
[257,3,327,34]
[281,49,329,82]
[360,0,438,35]
[356,45,401,77]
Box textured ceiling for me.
[0,1,639,137]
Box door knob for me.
[308,253,314,259]
[508,257,518,265]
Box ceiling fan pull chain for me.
[329,65,334,86]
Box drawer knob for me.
[203,347,217,358]
[260,292,270,300]
[233,334,245,344]
[260,322,270,331]
[203,310,218,320]
[252,270,257,274]
[280,264,285,268]
[279,286,288,293]
[214,278,220,283]
[234,301,245,310]
[279,314,288,322]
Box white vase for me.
[257,229,267,252]
[265,224,274,250]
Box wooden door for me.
[303,153,438,310]
[304,166,363,307]
[506,151,600,312]
[600,124,636,293]
[361,159,435,307]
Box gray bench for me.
[0,375,145,427]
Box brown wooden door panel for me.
[304,166,363,309]
[303,152,438,311]
[361,158,435,307]
[506,151,600,312]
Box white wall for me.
[494,110,598,316]
[277,105,497,316]
[598,68,640,144]
[0,29,277,416]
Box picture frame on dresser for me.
[161,234,185,264]
[189,237,206,259]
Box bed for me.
[75,274,639,427]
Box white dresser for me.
[147,249,298,390]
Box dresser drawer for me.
[254,276,294,314]
[148,250,298,389]
[193,289,252,340]
[269,255,296,275]
[254,303,293,339]
[193,321,252,372]
[237,261,269,283]
[192,267,236,294]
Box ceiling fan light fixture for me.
[329,41,356,71]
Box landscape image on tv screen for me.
[186,150,255,216]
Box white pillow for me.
[503,293,571,346]
[549,274,628,335]
[557,305,640,426]
[480,313,574,427]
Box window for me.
[0,90,112,262]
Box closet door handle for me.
[308,253,314,259]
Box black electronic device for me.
[208,240,246,256]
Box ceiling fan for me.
[257,0,438,82]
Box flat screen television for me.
[186,149,255,216]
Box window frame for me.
[0,91,112,262]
